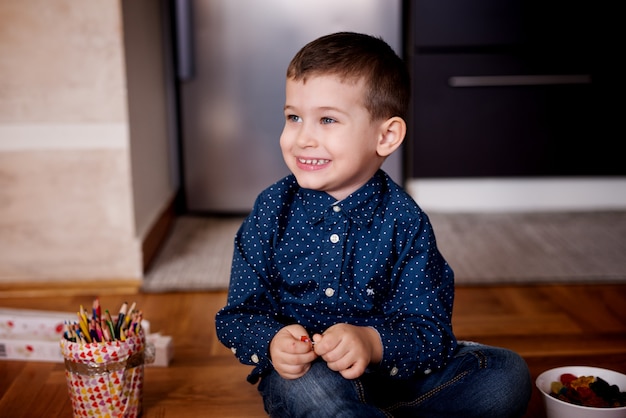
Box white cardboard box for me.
[0,308,172,366]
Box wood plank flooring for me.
[1,283,625,417]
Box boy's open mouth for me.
[298,158,330,166]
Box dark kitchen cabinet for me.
[406,0,622,178]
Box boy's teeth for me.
[299,158,329,165]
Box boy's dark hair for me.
[286,31,410,121]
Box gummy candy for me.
[570,375,594,389]
[550,373,626,408]
[560,373,578,386]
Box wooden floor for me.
[1,283,626,417]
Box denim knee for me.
[370,343,532,418]
[452,343,532,418]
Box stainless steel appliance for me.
[173,0,403,213]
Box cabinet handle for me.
[448,74,591,87]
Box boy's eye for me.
[321,117,336,124]
[286,114,302,123]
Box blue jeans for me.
[258,342,532,418]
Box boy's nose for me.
[295,126,317,148]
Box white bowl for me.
[535,366,626,418]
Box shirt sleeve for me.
[214,201,284,383]
[372,215,457,379]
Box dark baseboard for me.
[142,193,179,272]
[0,279,142,298]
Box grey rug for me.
[428,211,626,284]
[141,211,626,292]
[142,216,243,292]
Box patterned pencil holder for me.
[60,331,145,418]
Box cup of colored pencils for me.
[60,298,146,418]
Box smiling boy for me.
[281,73,403,201]
[215,32,531,417]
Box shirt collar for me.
[299,170,385,226]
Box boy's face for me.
[280,74,387,201]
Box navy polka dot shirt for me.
[215,170,457,383]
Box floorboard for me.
[1,284,625,417]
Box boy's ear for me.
[377,116,406,157]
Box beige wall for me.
[122,0,176,241]
[0,0,174,283]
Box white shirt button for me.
[390,367,399,376]
[325,287,335,297]
[251,354,259,363]
[424,368,432,375]
[330,233,340,243]
[333,205,341,212]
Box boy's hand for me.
[312,323,382,379]
[269,324,318,379]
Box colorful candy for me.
[550,373,626,408]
